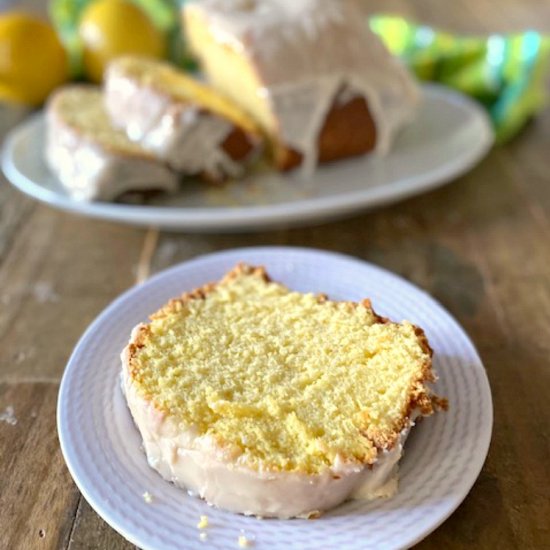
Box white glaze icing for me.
[45,106,178,202]
[121,324,418,519]
[104,62,250,180]
[185,0,419,170]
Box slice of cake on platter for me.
[45,86,178,202]
[183,0,418,172]
[121,264,446,519]
[104,56,263,182]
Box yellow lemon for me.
[79,0,166,83]
[0,13,68,106]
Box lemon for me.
[0,13,68,106]
[79,0,166,83]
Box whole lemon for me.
[79,0,166,83]
[0,13,68,106]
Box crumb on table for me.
[0,406,17,426]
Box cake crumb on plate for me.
[197,515,209,529]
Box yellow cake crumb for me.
[197,515,209,529]
[238,530,254,547]
[142,491,153,504]
[129,264,437,475]
[51,87,146,153]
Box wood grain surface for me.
[0,0,549,548]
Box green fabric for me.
[370,15,550,142]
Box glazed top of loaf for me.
[185,0,419,161]
[186,0,397,84]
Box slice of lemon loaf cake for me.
[121,264,445,518]
[183,0,418,172]
[45,86,178,202]
[104,56,263,182]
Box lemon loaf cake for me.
[183,0,418,172]
[121,264,445,518]
[45,86,178,202]
[104,56,263,181]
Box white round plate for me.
[4,85,492,232]
[58,247,492,550]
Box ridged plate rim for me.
[58,246,493,549]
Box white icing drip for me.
[351,416,417,500]
[268,77,341,173]
[45,108,178,202]
[105,63,247,180]
[186,0,418,170]
[121,327,420,518]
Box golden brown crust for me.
[148,263,270,321]
[125,262,446,469]
[275,94,377,171]
[221,126,257,162]
[195,116,262,184]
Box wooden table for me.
[1,1,549,548]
